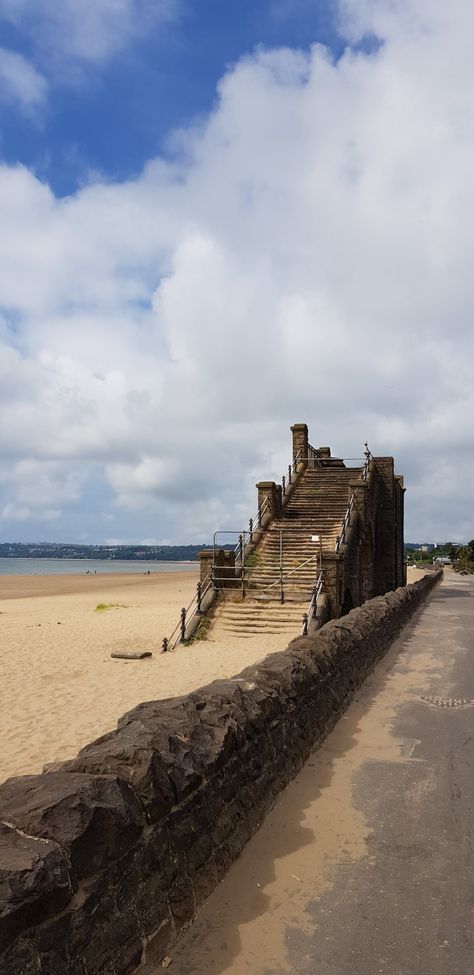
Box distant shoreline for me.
[0,558,200,578]
[0,557,197,563]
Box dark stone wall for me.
[370,457,398,594]
[0,572,441,975]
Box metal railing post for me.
[180,607,186,643]
[257,504,262,528]
[162,637,169,653]
[302,612,308,636]
[288,464,292,485]
[196,581,202,613]
[249,517,253,542]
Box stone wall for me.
[0,571,441,975]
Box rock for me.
[0,773,144,880]
[56,724,175,822]
[0,821,72,953]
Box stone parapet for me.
[256,481,282,520]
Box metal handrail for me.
[234,496,270,565]
[362,442,372,481]
[334,443,371,552]
[302,569,324,635]
[213,552,321,591]
[290,455,365,470]
[246,552,321,595]
[164,576,213,651]
[307,442,320,462]
[335,492,356,553]
[279,448,303,499]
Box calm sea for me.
[0,558,199,576]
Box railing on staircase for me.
[280,447,304,499]
[162,576,214,652]
[213,527,323,601]
[245,550,322,604]
[302,569,324,635]
[335,493,356,553]
[165,439,373,650]
[234,496,270,565]
[363,442,372,480]
[163,491,273,650]
[334,443,372,553]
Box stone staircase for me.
[170,423,404,647]
[207,462,362,640]
[209,599,307,640]
[245,464,361,599]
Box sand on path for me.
[0,570,299,782]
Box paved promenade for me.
[166,571,473,975]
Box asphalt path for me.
[161,571,473,975]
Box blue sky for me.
[1,1,343,196]
[0,0,473,545]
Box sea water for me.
[0,558,198,576]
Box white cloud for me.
[0,0,178,111]
[1,0,474,541]
[0,46,47,113]
[0,0,177,63]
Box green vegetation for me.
[188,616,212,642]
[404,540,474,573]
[95,603,127,613]
[454,540,474,574]
[244,549,260,568]
[405,542,459,563]
[0,542,230,562]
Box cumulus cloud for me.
[1,0,473,542]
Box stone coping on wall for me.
[0,570,442,975]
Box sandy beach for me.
[0,569,299,782]
[0,566,432,783]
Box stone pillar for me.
[257,481,282,521]
[276,484,283,514]
[199,551,214,585]
[214,549,236,589]
[201,549,238,590]
[321,553,344,618]
[371,457,396,593]
[395,476,406,586]
[291,423,308,464]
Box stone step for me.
[219,608,305,619]
[218,618,304,627]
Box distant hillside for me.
[0,542,219,562]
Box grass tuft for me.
[95,603,127,613]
